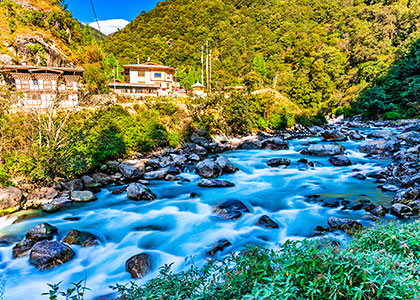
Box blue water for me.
[0,127,398,299]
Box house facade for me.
[0,65,83,108]
[110,62,180,98]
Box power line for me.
[89,0,101,32]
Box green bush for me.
[382,111,401,120]
[111,221,420,300]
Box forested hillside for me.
[0,0,105,67]
[104,0,420,117]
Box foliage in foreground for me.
[112,221,420,300]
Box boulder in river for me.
[322,130,347,142]
[143,168,169,180]
[398,131,420,146]
[126,183,156,201]
[213,199,250,220]
[367,130,395,139]
[62,230,99,247]
[125,253,153,278]
[71,190,97,202]
[13,239,36,258]
[359,139,401,154]
[266,158,291,167]
[394,188,419,204]
[329,155,351,166]
[370,205,388,217]
[215,156,238,173]
[198,179,235,188]
[327,217,363,234]
[348,131,365,141]
[26,223,58,241]
[119,160,145,180]
[29,240,75,269]
[81,175,100,192]
[0,187,23,215]
[255,215,279,229]
[196,159,223,178]
[206,239,232,257]
[240,137,262,149]
[301,144,345,156]
[261,138,289,150]
[390,203,413,218]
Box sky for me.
[67,0,161,35]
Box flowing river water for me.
[0,127,398,299]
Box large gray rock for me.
[329,155,351,166]
[196,159,223,178]
[206,239,232,257]
[301,144,345,156]
[213,199,250,220]
[64,179,84,191]
[255,215,279,229]
[125,253,153,278]
[261,138,289,150]
[29,240,75,269]
[359,139,401,154]
[119,160,145,180]
[143,169,169,180]
[394,188,419,204]
[266,158,291,167]
[328,217,363,234]
[398,131,420,146]
[81,175,100,192]
[322,130,347,142]
[71,190,97,202]
[183,143,208,156]
[0,187,23,214]
[126,183,156,201]
[13,239,36,258]
[62,230,98,247]
[26,223,58,241]
[390,203,413,218]
[240,137,262,149]
[198,179,235,188]
[215,156,238,173]
[367,130,395,139]
[370,205,388,217]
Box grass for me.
[111,220,420,300]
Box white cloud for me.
[89,19,129,35]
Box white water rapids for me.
[0,128,398,299]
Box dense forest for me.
[104,0,420,118]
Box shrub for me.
[111,221,420,300]
[382,111,401,120]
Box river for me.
[0,127,398,299]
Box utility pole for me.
[116,60,119,82]
[201,46,204,85]
[206,40,209,91]
[209,49,212,92]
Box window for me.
[138,71,145,77]
[154,73,162,78]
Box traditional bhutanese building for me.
[110,62,180,98]
[0,65,83,108]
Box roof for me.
[191,82,205,88]
[123,63,176,72]
[0,65,84,74]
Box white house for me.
[111,62,180,98]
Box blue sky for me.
[67,0,161,34]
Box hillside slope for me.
[104,0,420,115]
[0,0,104,67]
